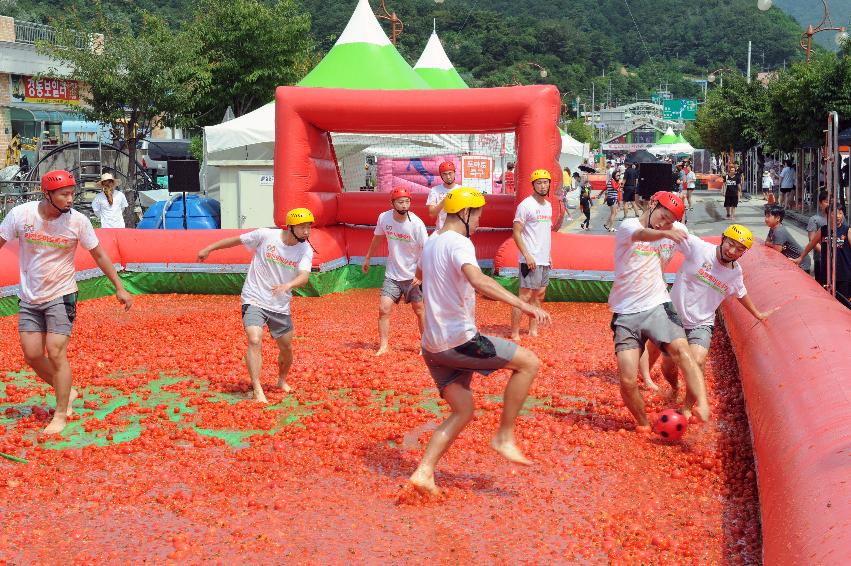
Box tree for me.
[563,118,594,145]
[693,74,767,153]
[187,0,315,120]
[41,15,211,226]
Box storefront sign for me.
[461,155,494,194]
[10,75,81,106]
[601,142,653,151]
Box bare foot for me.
[253,389,269,404]
[276,380,292,393]
[509,334,521,342]
[43,414,68,435]
[66,388,80,417]
[408,468,440,495]
[528,329,539,337]
[375,346,390,356]
[681,406,692,420]
[642,377,660,392]
[490,437,533,465]
[695,402,710,423]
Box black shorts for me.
[623,187,636,202]
[606,197,617,207]
[780,187,795,194]
[723,191,739,208]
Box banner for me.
[10,75,81,106]
[461,155,494,194]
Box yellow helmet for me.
[443,187,486,214]
[285,207,315,226]
[723,224,753,249]
[530,169,552,183]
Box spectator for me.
[503,162,516,195]
[600,170,621,232]
[579,182,593,231]
[622,162,640,219]
[684,164,697,211]
[795,202,850,298]
[779,160,796,208]
[805,190,830,285]
[761,169,775,201]
[91,173,129,228]
[764,204,810,272]
[723,164,742,220]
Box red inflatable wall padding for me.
[115,229,252,265]
[720,244,851,565]
[275,85,563,229]
[336,192,516,228]
[345,225,511,263]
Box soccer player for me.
[426,161,459,230]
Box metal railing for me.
[14,20,90,49]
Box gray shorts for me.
[422,333,518,394]
[519,263,550,290]
[380,277,423,304]
[241,304,293,339]
[685,325,713,349]
[610,302,686,353]
[18,293,77,336]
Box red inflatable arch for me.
[273,85,563,229]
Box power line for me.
[622,0,655,64]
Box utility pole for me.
[747,41,752,83]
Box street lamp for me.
[507,62,549,85]
[707,67,737,89]
[757,0,772,11]
[760,0,845,62]
[376,0,404,45]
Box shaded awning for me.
[9,106,84,123]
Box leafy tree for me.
[693,74,767,153]
[186,0,315,120]
[40,15,211,225]
[563,118,594,144]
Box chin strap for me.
[45,193,71,214]
[459,209,472,238]
[289,226,317,253]
[392,206,410,219]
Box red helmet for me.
[42,170,76,192]
[390,187,411,201]
[651,191,685,221]
[438,161,456,174]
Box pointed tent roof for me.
[414,29,468,89]
[656,127,678,144]
[298,0,430,90]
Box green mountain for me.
[2,0,814,102]
[772,0,851,50]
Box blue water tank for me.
[137,194,221,229]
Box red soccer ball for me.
[654,409,688,440]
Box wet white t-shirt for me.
[607,218,687,314]
[426,183,457,229]
[240,228,313,315]
[91,191,128,228]
[513,196,553,266]
[671,235,746,329]
[421,231,478,353]
[373,210,428,281]
[0,201,99,304]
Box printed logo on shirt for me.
[385,228,414,243]
[632,241,675,259]
[264,244,298,270]
[533,214,552,223]
[695,267,729,296]
[23,227,71,249]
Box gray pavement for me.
[560,191,811,247]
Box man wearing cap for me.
[643,225,777,402]
[426,161,459,230]
[198,208,314,403]
[91,172,129,228]
[362,188,428,356]
[409,187,551,495]
[0,170,133,434]
[607,191,711,426]
[510,169,553,341]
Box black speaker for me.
[638,163,674,199]
[167,159,200,192]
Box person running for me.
[645,225,777,400]
[622,162,641,219]
[600,170,621,232]
[197,208,314,402]
[723,164,742,220]
[362,188,428,356]
[426,161,459,230]
[510,169,553,341]
[91,172,129,228]
[608,191,710,426]
[764,204,810,272]
[0,170,133,434]
[409,187,551,494]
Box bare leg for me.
[638,346,659,391]
[244,326,268,403]
[411,300,425,339]
[527,288,546,337]
[615,348,648,426]
[681,344,709,413]
[665,339,709,421]
[409,383,475,494]
[42,333,72,434]
[491,345,540,464]
[275,330,294,392]
[375,296,394,356]
[510,288,533,341]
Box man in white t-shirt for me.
[409,187,551,495]
[426,161,458,230]
[510,168,553,341]
[0,169,132,435]
[91,172,129,228]
[643,224,777,405]
[684,166,697,211]
[362,188,428,356]
[607,191,710,427]
[198,208,314,403]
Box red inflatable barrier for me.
[336,192,516,228]
[274,85,564,229]
[721,244,851,565]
